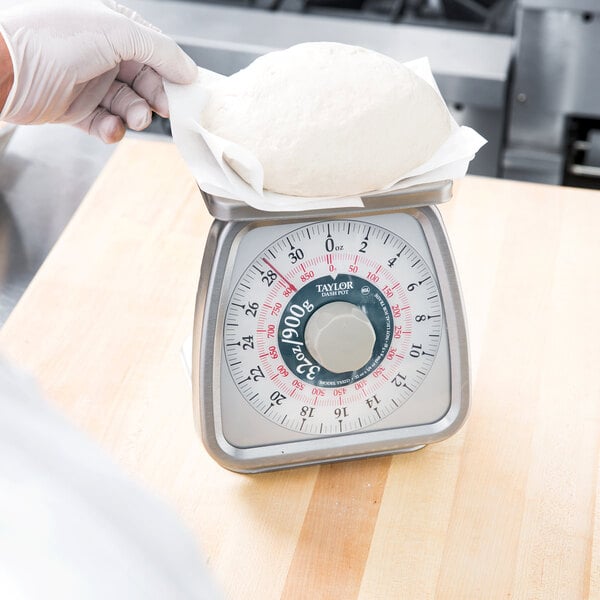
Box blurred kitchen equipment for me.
[0,122,16,157]
[0,193,28,324]
[0,124,115,325]
[504,0,600,187]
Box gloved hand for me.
[0,0,198,143]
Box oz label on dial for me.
[223,220,443,436]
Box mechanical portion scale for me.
[192,180,469,472]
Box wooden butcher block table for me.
[1,139,599,599]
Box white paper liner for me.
[165,56,487,212]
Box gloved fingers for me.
[105,0,197,85]
[101,0,161,32]
[118,61,169,118]
[101,80,152,131]
[74,107,126,144]
[58,67,120,125]
[119,25,198,85]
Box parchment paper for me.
[165,57,486,212]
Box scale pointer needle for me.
[262,258,297,292]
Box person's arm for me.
[0,33,13,112]
[0,357,221,599]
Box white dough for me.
[202,42,452,197]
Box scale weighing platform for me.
[192,181,469,472]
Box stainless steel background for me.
[0,125,115,324]
[503,1,600,183]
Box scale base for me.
[231,445,430,474]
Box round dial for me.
[223,220,443,435]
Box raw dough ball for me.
[202,42,451,197]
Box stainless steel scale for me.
[192,180,469,472]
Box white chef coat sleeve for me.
[0,356,221,600]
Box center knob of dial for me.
[303,301,377,373]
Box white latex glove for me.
[0,0,198,143]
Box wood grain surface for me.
[1,139,599,599]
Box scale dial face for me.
[222,219,444,436]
